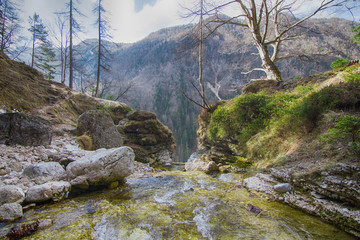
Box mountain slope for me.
[70,17,360,161]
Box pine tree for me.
[28,13,48,68]
[35,40,57,80]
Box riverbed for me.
[0,171,355,240]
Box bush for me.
[331,58,349,69]
[208,93,275,142]
[321,115,360,155]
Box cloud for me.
[105,0,190,43]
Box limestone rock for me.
[123,110,175,166]
[23,162,66,183]
[274,183,292,193]
[77,110,123,150]
[25,181,71,203]
[0,113,52,146]
[0,203,23,221]
[66,147,135,190]
[0,185,25,205]
[185,154,218,174]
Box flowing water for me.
[0,171,356,239]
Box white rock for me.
[25,181,71,203]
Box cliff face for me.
[193,64,360,236]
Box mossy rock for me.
[128,110,157,121]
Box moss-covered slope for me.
[198,63,360,170]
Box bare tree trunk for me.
[198,0,207,107]
[255,41,282,81]
[0,1,7,52]
[69,0,73,89]
[31,19,36,68]
[95,0,101,97]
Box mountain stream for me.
[0,171,355,240]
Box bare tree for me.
[51,14,69,84]
[93,0,112,97]
[189,0,355,81]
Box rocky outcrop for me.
[66,147,135,191]
[243,165,360,238]
[0,113,52,146]
[77,110,123,150]
[122,110,175,166]
[76,109,175,166]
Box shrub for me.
[321,115,360,155]
[208,93,275,142]
[330,58,349,69]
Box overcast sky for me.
[19,0,360,44]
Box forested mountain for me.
[70,17,360,161]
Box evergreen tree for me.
[0,0,20,54]
[35,40,57,80]
[28,13,47,68]
[351,25,360,44]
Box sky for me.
[20,0,194,43]
[18,0,360,44]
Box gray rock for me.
[185,154,218,174]
[23,162,66,182]
[66,147,135,190]
[0,113,52,146]
[0,203,23,221]
[77,110,123,150]
[274,183,292,193]
[0,185,25,205]
[25,181,71,203]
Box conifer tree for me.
[28,13,47,68]
[0,0,20,54]
[35,40,57,80]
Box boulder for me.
[122,110,175,165]
[66,147,135,190]
[0,203,23,221]
[0,113,52,146]
[25,181,71,203]
[23,162,66,183]
[0,185,25,205]
[185,154,218,174]
[77,110,123,150]
[274,183,292,193]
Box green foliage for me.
[321,115,360,155]
[106,95,114,100]
[208,93,275,142]
[344,72,360,83]
[351,25,360,44]
[330,58,349,69]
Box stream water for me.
[0,171,356,239]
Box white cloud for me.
[105,0,190,43]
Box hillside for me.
[190,62,360,236]
[68,17,360,161]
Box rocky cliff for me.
[189,64,360,237]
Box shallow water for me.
[0,171,356,239]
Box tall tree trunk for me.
[255,42,282,81]
[0,1,7,52]
[95,0,101,97]
[31,20,36,68]
[198,0,206,108]
[69,0,73,89]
